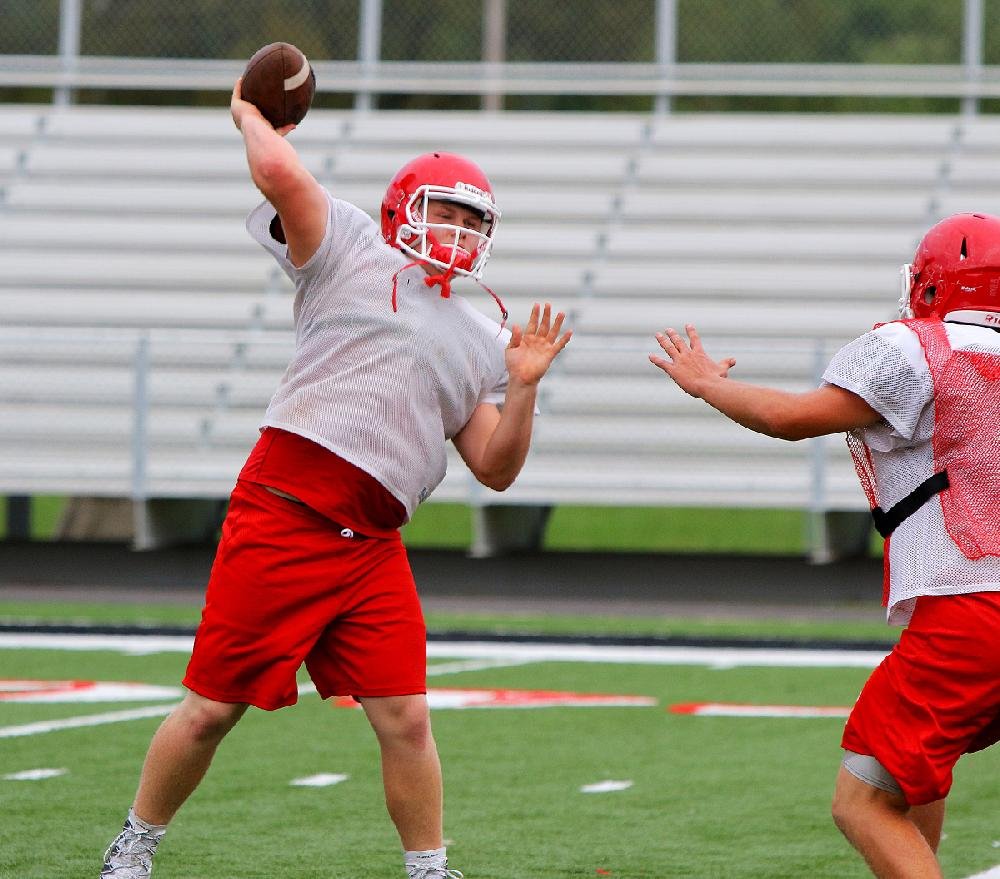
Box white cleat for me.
[408,868,464,879]
[100,814,164,878]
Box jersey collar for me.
[943,309,1000,330]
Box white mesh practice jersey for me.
[823,315,1000,625]
[247,193,511,519]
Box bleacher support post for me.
[808,510,872,565]
[4,496,31,541]
[962,0,984,117]
[654,0,677,114]
[55,0,82,107]
[356,0,382,111]
[482,0,507,111]
[469,504,552,558]
[132,498,224,551]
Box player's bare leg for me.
[134,691,248,824]
[832,767,943,878]
[102,692,247,876]
[908,799,946,852]
[361,694,444,848]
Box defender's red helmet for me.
[901,212,1000,319]
[380,152,501,280]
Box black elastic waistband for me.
[871,469,950,538]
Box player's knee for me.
[391,707,433,750]
[368,696,433,750]
[174,693,246,742]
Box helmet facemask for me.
[898,263,914,318]
[395,183,501,280]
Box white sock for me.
[404,847,447,873]
[128,807,167,836]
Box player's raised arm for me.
[231,78,327,268]
[650,323,881,440]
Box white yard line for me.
[4,767,68,780]
[0,632,194,655]
[0,704,177,738]
[580,779,634,793]
[289,773,349,787]
[962,867,1000,879]
[0,632,890,669]
[0,658,538,740]
[672,703,851,718]
[429,641,889,669]
[426,657,537,676]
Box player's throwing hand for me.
[649,323,736,398]
[505,302,572,386]
[231,78,296,137]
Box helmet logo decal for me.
[454,181,494,204]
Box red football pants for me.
[842,591,1000,805]
[184,480,426,709]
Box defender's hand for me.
[649,324,736,399]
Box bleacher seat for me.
[3,103,989,556]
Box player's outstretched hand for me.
[649,324,736,399]
[231,78,296,137]
[506,302,572,386]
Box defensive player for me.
[100,80,571,879]
[650,213,1000,879]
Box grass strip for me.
[0,600,894,644]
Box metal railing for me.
[0,0,995,112]
[3,57,1000,102]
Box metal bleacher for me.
[3,103,1000,556]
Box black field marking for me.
[0,622,895,652]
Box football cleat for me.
[407,865,464,879]
[100,813,164,878]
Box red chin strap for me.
[390,259,456,313]
[390,259,508,330]
[422,265,458,299]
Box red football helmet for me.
[381,152,501,280]
[900,212,1000,318]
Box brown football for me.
[240,42,316,128]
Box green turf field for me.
[2,631,998,878]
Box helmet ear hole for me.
[960,237,968,260]
[923,285,937,306]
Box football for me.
[240,42,316,128]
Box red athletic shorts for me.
[183,480,426,709]
[842,591,1000,805]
